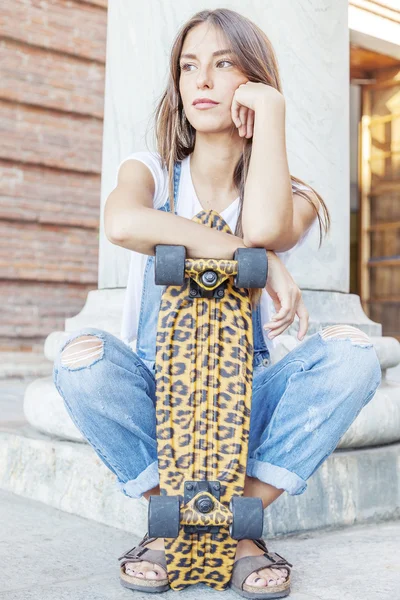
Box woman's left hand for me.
[263,250,309,342]
[231,82,284,139]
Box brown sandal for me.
[230,538,292,599]
[118,532,170,593]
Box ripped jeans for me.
[52,325,382,499]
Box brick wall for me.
[0,0,107,351]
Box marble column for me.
[24,0,400,446]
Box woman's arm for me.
[242,95,293,248]
[232,83,318,251]
[263,251,309,341]
[106,160,308,338]
[104,159,247,260]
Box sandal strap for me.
[252,538,269,552]
[253,538,293,567]
[231,550,292,589]
[119,548,167,571]
[117,532,150,560]
[117,533,167,571]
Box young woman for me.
[53,8,382,599]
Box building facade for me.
[1,1,107,352]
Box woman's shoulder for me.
[292,181,313,195]
[276,183,321,262]
[116,150,166,175]
[115,150,168,209]
[292,181,321,213]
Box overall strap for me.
[134,159,182,370]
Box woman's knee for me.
[59,330,105,370]
[54,327,121,372]
[319,324,372,346]
[319,324,381,394]
[53,327,155,406]
[52,329,108,405]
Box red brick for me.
[0,0,109,349]
[0,161,100,228]
[0,39,105,117]
[1,0,107,62]
[0,280,94,348]
[0,101,102,172]
[0,221,99,284]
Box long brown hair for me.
[148,8,330,306]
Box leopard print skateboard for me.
[151,210,265,591]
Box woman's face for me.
[179,23,248,134]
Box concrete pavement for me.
[0,489,399,600]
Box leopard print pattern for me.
[185,258,237,290]
[154,210,254,590]
[180,492,232,527]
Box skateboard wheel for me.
[233,248,268,289]
[148,495,180,538]
[229,496,264,540]
[155,245,186,286]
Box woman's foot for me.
[124,538,167,581]
[124,538,289,587]
[234,538,289,588]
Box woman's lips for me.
[193,102,219,109]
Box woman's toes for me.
[246,573,268,587]
[271,566,288,582]
[150,563,167,580]
[125,560,166,580]
[125,562,137,576]
[144,566,162,580]
[254,566,286,586]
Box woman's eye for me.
[217,60,232,67]
[180,60,233,71]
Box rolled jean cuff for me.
[116,460,159,499]
[247,458,307,496]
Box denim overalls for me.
[53,157,382,500]
[135,160,271,375]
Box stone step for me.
[0,422,399,538]
[1,488,399,599]
[0,352,53,379]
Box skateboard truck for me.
[189,275,227,299]
[154,245,268,292]
[183,480,222,534]
[148,485,264,540]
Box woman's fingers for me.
[264,290,307,339]
[263,295,292,338]
[272,306,291,321]
[246,109,255,138]
[231,96,241,126]
[238,106,247,136]
[232,106,255,138]
[296,297,309,340]
[270,292,293,322]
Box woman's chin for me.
[191,123,236,136]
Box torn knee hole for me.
[60,335,104,368]
[320,325,372,346]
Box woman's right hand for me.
[262,250,309,342]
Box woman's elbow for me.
[104,215,123,244]
[104,202,133,244]
[104,216,132,246]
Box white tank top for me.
[115,151,318,353]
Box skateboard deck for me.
[154,210,254,590]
